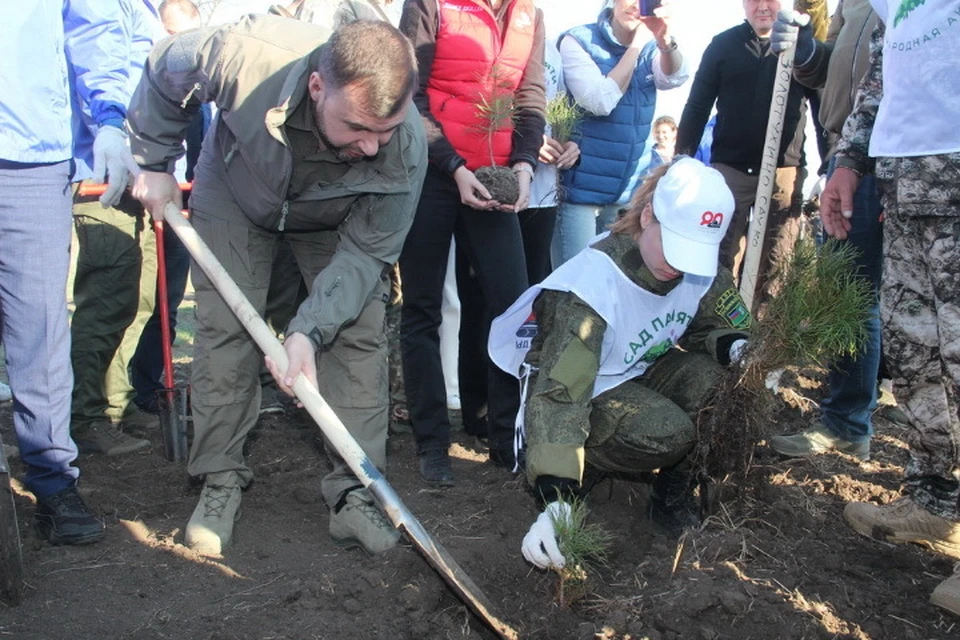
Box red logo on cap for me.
[700,211,723,228]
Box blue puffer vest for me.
[561,10,657,205]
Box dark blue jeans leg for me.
[131,223,191,411]
[819,164,882,443]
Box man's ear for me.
[308,71,325,103]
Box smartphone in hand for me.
[639,0,662,16]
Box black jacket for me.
[677,21,805,173]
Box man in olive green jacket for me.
[129,17,427,556]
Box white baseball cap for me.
[652,157,735,277]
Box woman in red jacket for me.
[398,0,546,485]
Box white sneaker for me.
[185,471,242,556]
[0,381,11,403]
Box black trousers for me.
[399,167,529,455]
[457,204,556,436]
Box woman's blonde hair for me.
[608,163,671,236]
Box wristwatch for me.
[657,36,678,52]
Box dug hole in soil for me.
[1,364,958,640]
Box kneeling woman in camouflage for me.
[489,157,752,570]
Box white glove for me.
[91,125,140,208]
[728,338,748,365]
[521,501,571,570]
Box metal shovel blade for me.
[157,387,189,462]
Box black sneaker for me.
[419,449,454,486]
[34,486,105,545]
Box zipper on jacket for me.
[181,82,202,109]
[278,200,289,232]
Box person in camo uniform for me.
[488,158,752,570]
[816,0,960,616]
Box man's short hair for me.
[159,0,201,21]
[316,20,418,119]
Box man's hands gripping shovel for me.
[133,183,520,640]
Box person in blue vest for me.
[489,158,752,568]
[551,0,688,267]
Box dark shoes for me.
[648,464,700,538]
[648,495,701,538]
[73,421,150,456]
[419,449,455,486]
[259,384,286,415]
[34,486,105,545]
[489,446,524,471]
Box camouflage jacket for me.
[523,232,751,493]
[834,21,884,176]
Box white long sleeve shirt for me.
[559,35,689,117]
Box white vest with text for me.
[489,245,714,399]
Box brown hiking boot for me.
[843,497,960,559]
[931,565,960,616]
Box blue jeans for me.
[819,162,882,443]
[551,201,620,267]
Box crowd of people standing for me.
[1,0,958,617]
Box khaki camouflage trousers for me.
[877,152,960,521]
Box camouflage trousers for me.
[583,351,724,477]
[877,152,960,521]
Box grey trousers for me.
[0,160,78,498]
[188,214,389,509]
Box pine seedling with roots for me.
[548,496,613,606]
[471,65,521,204]
[695,236,873,485]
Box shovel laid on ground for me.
[159,202,519,640]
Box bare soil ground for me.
[2,355,959,639]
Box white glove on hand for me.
[770,10,814,65]
[92,125,139,208]
[521,501,571,570]
[728,338,748,365]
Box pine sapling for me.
[545,93,582,146]
[695,236,873,487]
[473,65,520,205]
[548,496,613,607]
